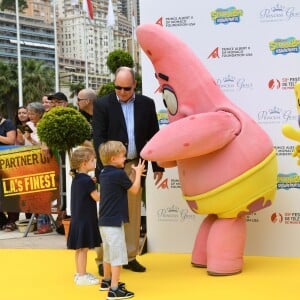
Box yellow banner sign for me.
[0,146,60,214]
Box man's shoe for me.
[98,264,104,276]
[123,259,146,272]
[106,286,134,300]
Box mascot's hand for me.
[282,124,300,142]
[292,145,300,165]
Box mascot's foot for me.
[191,262,207,268]
[207,270,242,276]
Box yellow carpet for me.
[0,249,298,299]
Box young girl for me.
[68,146,101,286]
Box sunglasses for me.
[114,85,132,91]
[77,98,87,101]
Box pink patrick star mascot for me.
[137,23,278,275]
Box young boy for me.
[98,140,145,299]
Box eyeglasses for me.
[114,85,132,91]
[77,98,87,101]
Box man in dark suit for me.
[93,66,164,274]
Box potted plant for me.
[37,106,91,155]
[37,106,91,237]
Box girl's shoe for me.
[75,274,99,286]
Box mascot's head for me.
[136,23,229,122]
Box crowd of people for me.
[0,66,164,300]
[0,91,68,232]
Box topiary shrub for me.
[37,106,91,153]
[98,82,115,96]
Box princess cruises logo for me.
[260,3,300,22]
[157,205,196,222]
[256,106,296,124]
[216,74,253,92]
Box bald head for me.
[78,88,96,101]
[114,67,137,102]
[77,88,96,115]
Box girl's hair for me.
[14,106,28,126]
[99,141,126,165]
[69,146,95,176]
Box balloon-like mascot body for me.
[137,23,278,275]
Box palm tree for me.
[0,61,18,118]
[69,81,85,99]
[0,59,55,118]
[22,59,55,104]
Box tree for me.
[22,59,55,104]
[0,59,54,119]
[106,49,134,74]
[37,106,91,155]
[135,73,142,94]
[0,61,18,118]
[98,49,142,96]
[0,0,28,12]
[69,81,85,98]
[98,82,115,97]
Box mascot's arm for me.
[282,125,300,164]
[157,161,177,168]
[282,124,300,142]
[141,111,241,161]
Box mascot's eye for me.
[162,86,178,116]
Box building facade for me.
[0,0,139,93]
[56,0,136,90]
[0,10,55,66]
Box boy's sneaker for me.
[99,279,125,291]
[106,286,134,299]
[75,273,99,286]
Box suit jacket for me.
[92,92,164,178]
